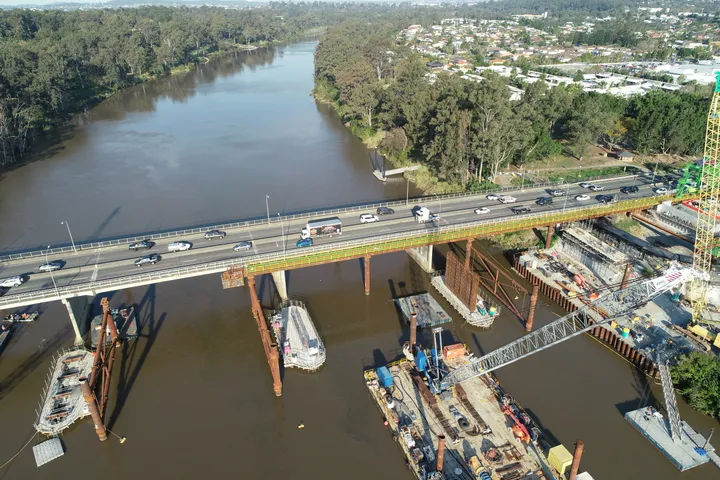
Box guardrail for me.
[0,192,683,309]
[0,172,642,262]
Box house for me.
[426,61,444,70]
[617,151,634,162]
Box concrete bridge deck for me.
[0,175,684,311]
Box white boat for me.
[270,300,325,371]
[34,347,95,436]
[5,311,39,323]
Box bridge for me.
[372,165,420,181]
[0,173,690,395]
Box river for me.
[0,42,716,480]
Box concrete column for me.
[62,298,84,345]
[568,440,584,480]
[526,281,541,332]
[406,245,434,274]
[464,238,473,270]
[545,225,555,249]
[271,270,288,301]
[364,255,371,295]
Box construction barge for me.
[364,332,573,480]
[270,300,325,371]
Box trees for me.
[672,352,720,417]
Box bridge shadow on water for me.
[107,285,166,430]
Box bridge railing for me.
[0,172,643,262]
[0,192,681,308]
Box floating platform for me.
[395,293,452,328]
[88,306,138,348]
[5,311,39,323]
[33,437,64,467]
[364,355,560,480]
[34,347,95,436]
[625,406,719,471]
[270,300,325,371]
[430,276,499,328]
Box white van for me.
[168,241,192,252]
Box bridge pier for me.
[62,296,91,345]
[407,245,434,274]
[545,225,555,249]
[271,270,288,301]
[364,255,371,295]
[526,280,541,332]
[464,238,473,269]
[247,275,282,396]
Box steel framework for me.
[441,265,698,388]
[691,72,720,325]
[88,298,118,420]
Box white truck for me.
[300,217,343,240]
[414,206,439,224]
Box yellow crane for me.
[691,72,720,327]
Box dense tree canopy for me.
[315,23,710,189]
[672,352,720,417]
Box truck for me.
[300,217,342,239]
[414,206,439,224]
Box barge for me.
[269,300,325,371]
[5,311,40,323]
[364,331,564,480]
[431,275,499,328]
[88,306,138,348]
[34,347,95,436]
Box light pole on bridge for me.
[61,221,77,253]
[265,195,271,225]
[278,213,286,257]
[45,246,60,298]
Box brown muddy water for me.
[0,42,716,480]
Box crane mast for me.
[691,72,720,325]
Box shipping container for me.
[548,445,573,475]
[443,344,466,360]
[376,366,394,389]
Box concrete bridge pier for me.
[62,296,92,345]
[271,270,288,301]
[407,245,434,274]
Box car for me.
[474,207,490,214]
[654,187,668,195]
[128,240,155,251]
[204,230,226,240]
[0,276,25,288]
[360,214,379,224]
[575,194,591,201]
[597,195,615,204]
[376,207,395,216]
[38,261,63,273]
[620,186,639,194]
[134,254,160,267]
[498,196,517,204]
[536,197,553,206]
[486,194,500,201]
[168,241,192,252]
[550,189,567,197]
[511,206,531,215]
[233,241,253,251]
[588,185,604,192]
[296,238,313,248]
[579,182,592,188]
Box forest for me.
[314,22,711,191]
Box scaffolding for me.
[559,227,629,285]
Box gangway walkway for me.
[658,357,684,443]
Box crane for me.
[688,72,720,327]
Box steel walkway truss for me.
[441,265,699,388]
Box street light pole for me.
[45,246,60,297]
[265,195,271,225]
[278,213,285,257]
[61,221,77,253]
[561,178,569,211]
[406,177,410,206]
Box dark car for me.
[376,207,395,216]
[204,229,226,240]
[536,197,553,206]
[597,195,615,204]
[550,189,567,197]
[620,186,639,194]
[134,253,160,267]
[129,240,155,251]
[511,206,531,215]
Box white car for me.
[474,207,490,214]
[233,241,253,251]
[39,261,63,272]
[0,276,25,288]
[588,185,604,192]
[498,196,517,204]
[579,182,592,188]
[486,194,500,201]
[168,241,192,252]
[359,214,379,224]
[654,187,668,194]
[575,194,591,201]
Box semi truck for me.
[414,206,439,224]
[300,217,342,239]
